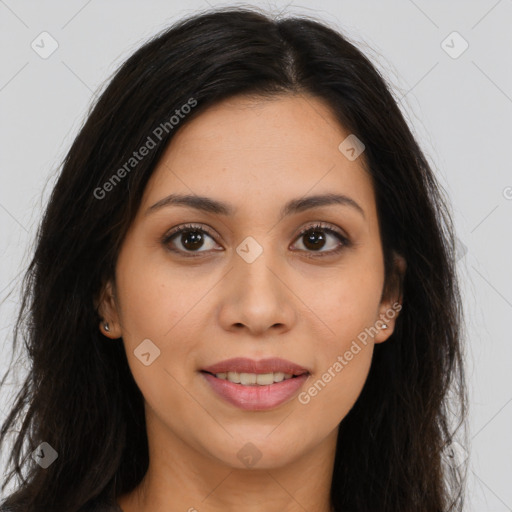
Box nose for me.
[217,248,297,337]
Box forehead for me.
[141,94,377,223]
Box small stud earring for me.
[104,322,110,332]
[381,323,388,329]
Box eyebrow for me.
[145,192,365,220]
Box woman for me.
[0,7,467,512]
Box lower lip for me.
[201,372,310,411]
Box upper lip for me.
[201,357,310,376]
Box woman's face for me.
[101,93,402,471]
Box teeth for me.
[227,371,240,383]
[272,372,285,383]
[214,371,295,385]
[240,372,257,385]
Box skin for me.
[99,93,404,512]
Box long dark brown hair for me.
[0,6,467,512]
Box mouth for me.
[199,357,311,411]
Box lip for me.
[200,357,311,411]
[201,372,310,411]
[201,357,310,376]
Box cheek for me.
[114,246,209,399]
[293,250,382,419]
[297,316,375,432]
[302,251,384,344]
[115,244,200,344]
[114,252,203,420]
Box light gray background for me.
[1,0,511,510]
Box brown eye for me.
[177,229,206,251]
[302,228,328,251]
[292,223,349,257]
[163,224,220,255]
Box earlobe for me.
[95,279,122,339]
[373,305,400,343]
[374,252,406,344]
[99,320,114,338]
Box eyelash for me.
[162,222,350,259]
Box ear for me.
[94,279,122,339]
[374,252,406,344]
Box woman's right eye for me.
[162,224,220,256]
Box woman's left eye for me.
[162,222,349,257]
[291,223,349,257]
